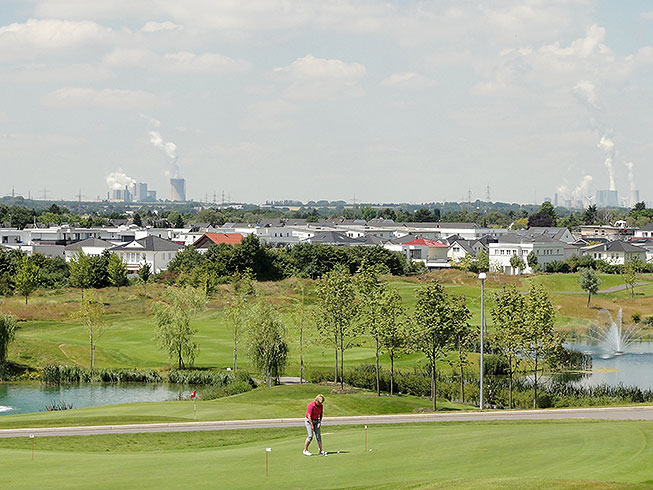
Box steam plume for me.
[597,136,616,191]
[624,161,635,191]
[572,175,593,200]
[106,169,135,190]
[143,115,180,178]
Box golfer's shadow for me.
[325,451,350,455]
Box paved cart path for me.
[1,406,652,439]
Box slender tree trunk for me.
[431,355,437,411]
[25,294,28,305]
[375,337,380,396]
[340,334,344,390]
[587,291,591,307]
[233,324,238,373]
[459,351,465,403]
[299,322,304,384]
[508,359,514,409]
[390,354,395,396]
[267,364,271,388]
[90,332,94,369]
[178,346,183,369]
[533,356,538,409]
[334,333,338,383]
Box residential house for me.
[401,238,450,269]
[192,233,244,253]
[111,236,183,273]
[583,241,647,265]
[489,234,576,274]
[634,223,653,238]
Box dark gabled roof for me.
[64,238,114,251]
[639,222,653,231]
[111,236,183,252]
[585,241,647,253]
[386,234,419,245]
[303,231,362,245]
[366,218,397,227]
[359,235,384,245]
[523,227,570,240]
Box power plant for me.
[170,178,186,201]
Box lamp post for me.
[478,272,486,410]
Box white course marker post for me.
[364,425,368,452]
[30,434,34,461]
[265,448,271,476]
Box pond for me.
[0,383,193,416]
[565,340,653,391]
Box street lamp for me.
[478,272,487,410]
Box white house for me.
[110,236,183,273]
[447,238,488,263]
[401,238,450,269]
[489,234,576,274]
[634,223,653,238]
[582,241,647,265]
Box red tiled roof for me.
[402,238,448,248]
[193,233,244,247]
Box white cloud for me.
[0,18,111,59]
[572,80,598,108]
[273,54,365,100]
[43,87,159,109]
[141,21,182,33]
[640,11,653,20]
[242,99,297,130]
[0,63,111,83]
[163,51,250,73]
[382,72,435,89]
[104,48,250,73]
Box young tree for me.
[107,254,128,291]
[68,250,92,299]
[411,280,455,410]
[509,254,525,275]
[356,265,387,396]
[579,267,601,307]
[623,259,642,298]
[15,255,40,304]
[246,302,289,387]
[523,284,559,408]
[138,262,151,295]
[449,296,474,403]
[77,292,106,368]
[0,313,17,364]
[377,289,408,396]
[491,285,526,408]
[317,264,358,388]
[225,270,256,373]
[527,251,538,271]
[153,287,206,369]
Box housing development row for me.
[1,218,652,275]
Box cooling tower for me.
[170,178,186,201]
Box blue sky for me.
[1,1,653,206]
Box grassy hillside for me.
[2,270,652,373]
[0,384,470,429]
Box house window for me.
[453,247,460,253]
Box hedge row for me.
[41,365,163,384]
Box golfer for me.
[303,394,326,456]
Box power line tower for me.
[40,186,48,201]
[486,184,491,202]
[467,188,472,203]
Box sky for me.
[1,0,653,205]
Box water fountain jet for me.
[587,308,642,358]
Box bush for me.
[41,365,162,384]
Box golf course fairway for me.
[1,420,652,489]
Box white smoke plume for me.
[106,169,135,190]
[625,161,636,191]
[597,136,616,191]
[572,175,593,201]
[143,115,180,178]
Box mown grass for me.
[0,419,652,489]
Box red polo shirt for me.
[305,401,323,420]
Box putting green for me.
[0,420,651,489]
